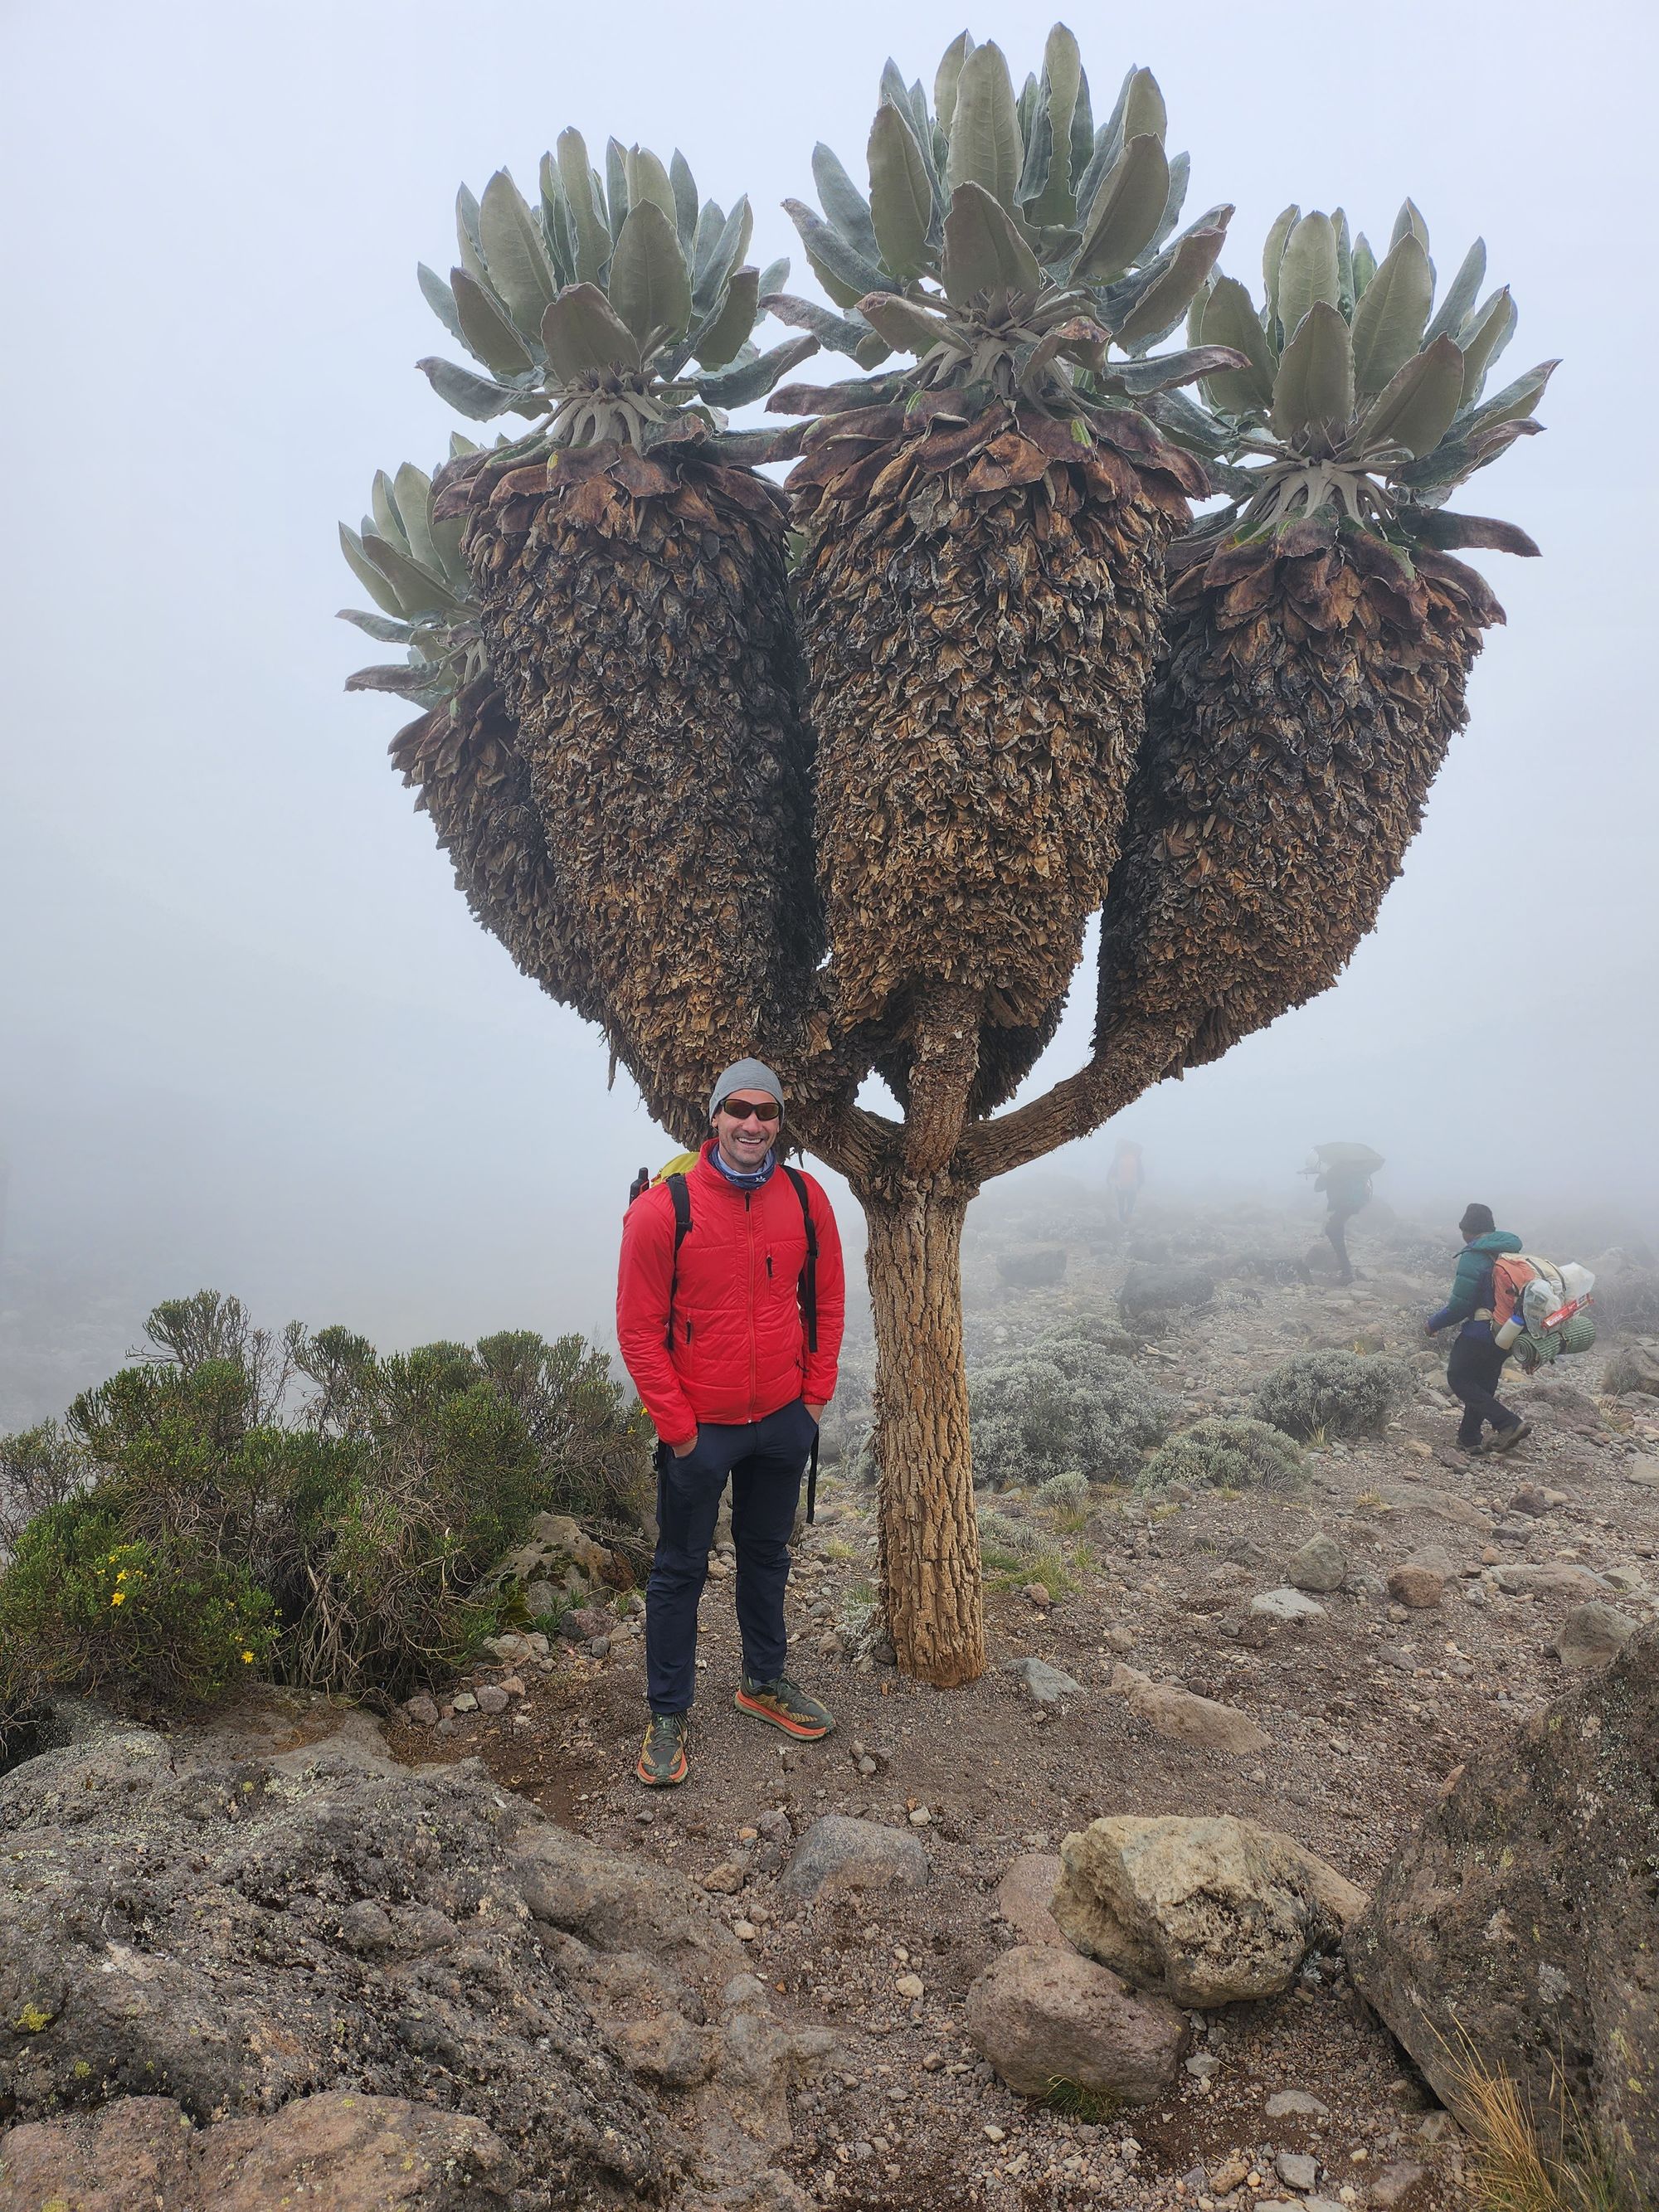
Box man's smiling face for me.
[713,1091,780,1174]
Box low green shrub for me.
[975,1508,1048,1559]
[0,1291,653,1728]
[1137,1416,1306,1494]
[1252,1348,1413,1440]
[1034,1471,1090,1511]
[969,1326,1177,1489]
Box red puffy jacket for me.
[616,1142,845,1445]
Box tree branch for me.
[959,1018,1185,1184]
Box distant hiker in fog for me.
[1306,1142,1383,1286]
[1107,1138,1145,1224]
[617,1058,845,1789]
[1424,1203,1531,1456]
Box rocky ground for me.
[382,1197,1659,2210]
[6,1191,1657,2210]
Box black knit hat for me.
[1459,1203,1496,1237]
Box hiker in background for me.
[1107,1138,1145,1225]
[617,1057,845,1788]
[1425,1203,1532,1456]
[1306,1142,1382,1286]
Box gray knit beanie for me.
[709,1057,785,1121]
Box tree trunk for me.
[859,1175,984,1686]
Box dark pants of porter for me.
[1447,1334,1521,1449]
[645,1397,815,1714]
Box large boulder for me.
[1053,1816,1366,2007]
[0,1731,827,2212]
[1345,1625,1659,2197]
[780,1815,929,1903]
[966,1945,1185,2101]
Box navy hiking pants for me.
[1447,1334,1521,1449]
[645,1397,817,1715]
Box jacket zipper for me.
[746,1192,757,1418]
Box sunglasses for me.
[718,1096,781,1123]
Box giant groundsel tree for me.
[342,28,1550,1685]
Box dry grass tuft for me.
[1447,2043,1636,2212]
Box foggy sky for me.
[2,0,1656,1412]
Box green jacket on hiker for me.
[1427,1229,1524,1341]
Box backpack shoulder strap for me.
[664,1173,693,1349]
[782,1165,819,1354]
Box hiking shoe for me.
[1486,1419,1533,1456]
[636,1712,689,1787]
[735,1674,834,1741]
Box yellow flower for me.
[109,1551,120,1563]
[241,1650,255,1664]
[110,1591,125,1607]
[116,1568,128,1581]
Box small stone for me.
[1369,2162,1428,2208]
[1277,2151,1320,2191]
[732,1920,757,1941]
[984,2125,1006,2142]
[402,1695,440,1728]
[1387,1561,1447,1609]
[1291,1534,1346,1595]
[1209,2153,1251,2194]
[450,1691,478,1713]
[907,1806,932,1827]
[895,1973,924,1999]
[1005,1655,1085,1704]
[499,1676,527,1698]
[857,1756,878,1777]
[586,1635,611,1660]
[1104,1625,1136,1653]
[1266,2091,1331,2120]
[1023,1582,1051,1607]
[921,2050,944,2072]
[703,1861,747,1894]
[706,1557,731,1578]
[1185,2052,1221,2078]
[474,1685,508,1715]
[1249,1587,1327,1622]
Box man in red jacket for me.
[618,1057,845,1787]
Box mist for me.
[3,0,1657,1427]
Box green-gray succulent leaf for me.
[761,290,871,353]
[540,284,643,380]
[812,141,882,264]
[556,130,611,284]
[669,151,699,256]
[392,463,440,571]
[946,39,1023,211]
[339,524,408,618]
[605,141,630,243]
[1102,343,1245,396]
[1022,22,1083,224]
[1120,68,1166,148]
[1391,197,1430,253]
[478,171,560,335]
[1423,236,1486,347]
[1348,232,1433,396]
[934,31,974,139]
[1276,211,1341,344]
[370,469,410,553]
[1073,134,1169,283]
[691,333,819,406]
[609,201,693,349]
[1271,299,1355,455]
[338,606,416,643]
[868,100,935,279]
[1354,333,1465,459]
[1351,232,1377,298]
[941,179,1043,304]
[1455,356,1557,435]
[417,357,544,421]
[360,531,461,620]
[345,661,443,699]
[450,267,536,377]
[693,198,755,311]
[857,289,956,354]
[1199,273,1277,414]
[1142,148,1191,259]
[624,146,677,227]
[1112,219,1228,349]
[783,197,883,309]
[1262,203,1300,328]
[693,265,760,367]
[1455,287,1515,405]
[418,264,466,344]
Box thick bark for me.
[859,1176,985,1687]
